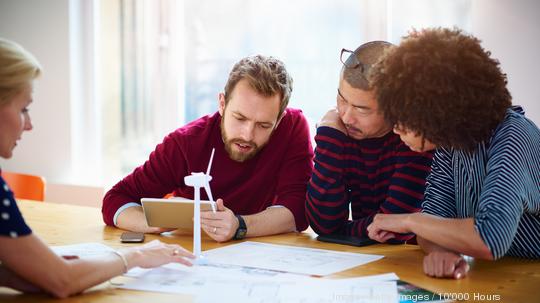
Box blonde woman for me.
[0,38,195,298]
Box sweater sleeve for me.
[307,127,432,241]
[101,132,186,226]
[273,112,314,231]
[370,148,432,242]
[306,126,350,235]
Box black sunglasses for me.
[340,48,367,72]
[340,41,392,72]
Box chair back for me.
[1,171,46,201]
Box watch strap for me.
[233,215,247,240]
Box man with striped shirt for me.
[367,28,540,279]
[305,41,433,243]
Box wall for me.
[0,0,73,182]
[0,0,105,206]
[46,183,104,207]
[0,0,539,206]
[471,0,540,124]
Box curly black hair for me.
[370,27,512,151]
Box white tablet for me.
[141,197,216,229]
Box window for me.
[88,0,471,187]
[99,0,184,185]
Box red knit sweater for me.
[102,109,314,231]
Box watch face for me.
[234,215,247,240]
[235,228,247,240]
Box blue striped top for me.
[422,107,540,259]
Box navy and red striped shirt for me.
[306,126,433,242]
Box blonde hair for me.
[0,38,42,106]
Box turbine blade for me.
[206,148,215,175]
[203,182,214,203]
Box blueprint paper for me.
[202,241,383,276]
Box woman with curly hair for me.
[366,28,540,279]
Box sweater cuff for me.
[315,126,349,142]
[113,202,142,226]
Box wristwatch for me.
[233,215,247,240]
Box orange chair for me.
[1,171,46,201]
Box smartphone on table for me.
[120,232,145,243]
[316,234,377,247]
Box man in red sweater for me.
[102,55,314,242]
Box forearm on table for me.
[417,236,456,254]
[408,213,493,259]
[115,206,156,233]
[243,207,296,237]
[0,235,125,298]
[0,265,15,287]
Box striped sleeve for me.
[475,117,539,259]
[421,148,458,218]
[306,127,350,235]
[307,127,432,240]
[378,148,433,242]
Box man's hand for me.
[369,230,397,243]
[200,199,239,242]
[318,108,347,134]
[367,213,413,242]
[423,251,470,279]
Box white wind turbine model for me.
[184,148,216,263]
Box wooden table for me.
[1,200,539,302]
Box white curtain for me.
[90,0,472,185]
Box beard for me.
[220,116,266,162]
